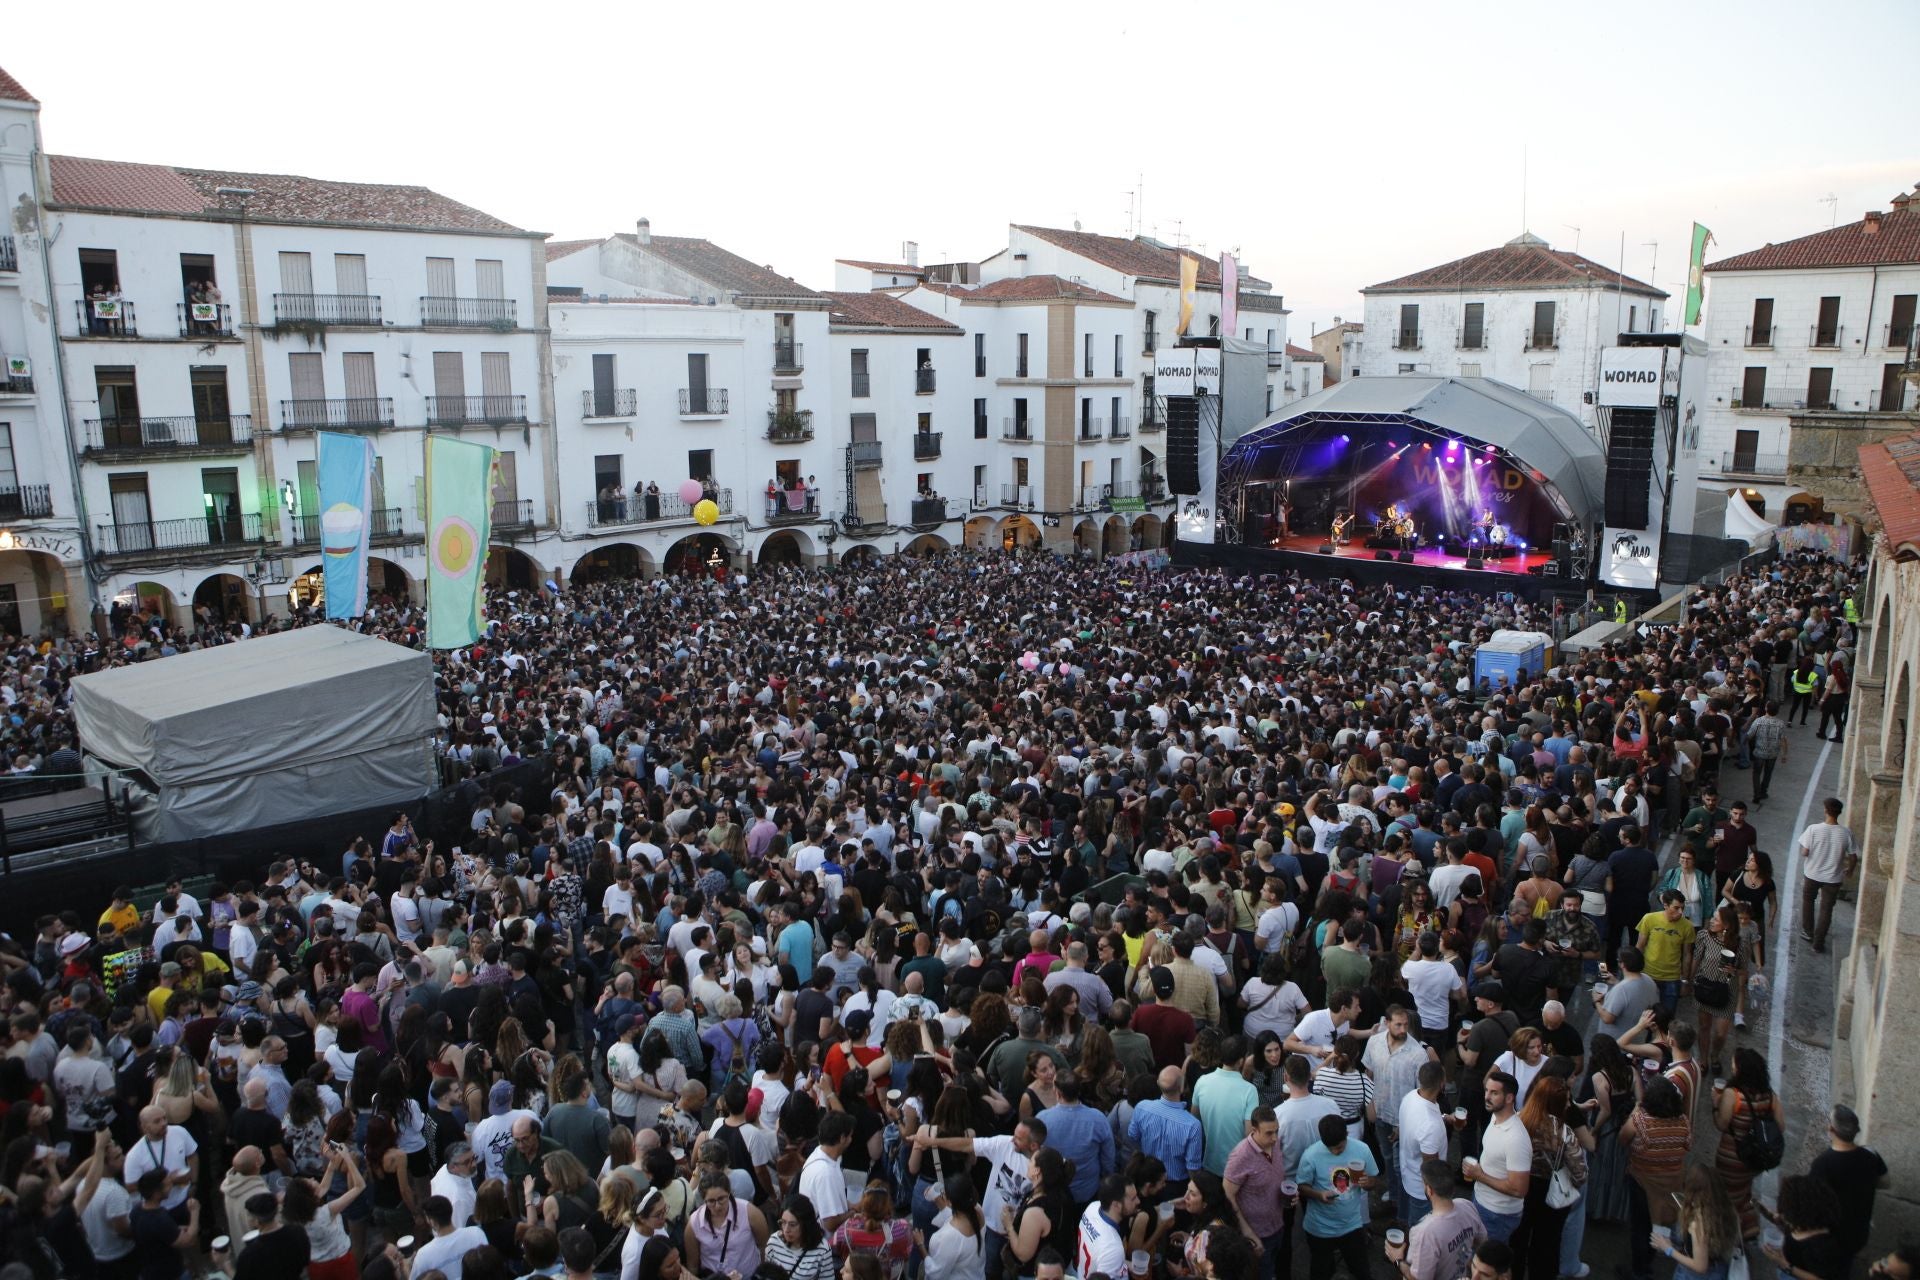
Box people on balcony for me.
[640,480,661,521]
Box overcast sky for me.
[10,0,1916,338]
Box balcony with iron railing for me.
[178,302,235,338]
[1141,472,1168,501]
[83,415,253,455]
[587,487,734,529]
[427,395,528,427]
[849,440,883,470]
[1457,329,1488,350]
[1810,324,1844,349]
[1109,416,1133,440]
[763,488,819,521]
[766,408,814,443]
[272,293,383,326]
[1393,329,1421,351]
[1712,451,1789,477]
[913,432,942,459]
[74,299,136,337]
[1524,331,1559,351]
[1885,323,1915,350]
[492,498,534,529]
[997,483,1036,508]
[281,397,395,431]
[1141,396,1166,431]
[95,512,266,558]
[0,236,14,273]
[1730,387,1847,412]
[915,367,937,393]
[910,497,954,526]
[1746,325,1775,348]
[1871,385,1914,413]
[679,388,728,417]
[1078,419,1106,442]
[1001,418,1034,442]
[1267,348,1286,368]
[583,388,638,419]
[1,367,31,396]
[420,296,517,328]
[773,340,804,373]
[0,486,53,520]
[294,507,405,544]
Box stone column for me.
[1844,675,1884,820]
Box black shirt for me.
[228,1106,282,1156]
[1810,1145,1888,1256]
[130,1203,187,1280]
[234,1225,311,1280]
[1493,944,1552,1018]
[793,989,835,1047]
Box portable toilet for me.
[1473,630,1552,692]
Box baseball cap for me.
[489,1079,515,1115]
[844,1009,873,1035]
[1149,966,1176,999]
[1476,980,1508,1006]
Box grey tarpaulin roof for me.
[70,628,435,840]
[1222,375,1609,522]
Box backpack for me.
[717,1022,752,1092]
[1735,1094,1785,1172]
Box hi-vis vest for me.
[1614,599,1629,624]
[1844,598,1860,624]
[1791,669,1818,695]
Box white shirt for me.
[1475,1112,1532,1215]
[391,892,423,944]
[430,1164,478,1228]
[970,1134,1032,1226]
[124,1126,197,1209]
[1291,1008,1345,1053]
[413,1226,489,1280]
[1076,1202,1127,1280]
[471,1109,537,1183]
[229,922,260,974]
[1428,863,1473,909]
[1798,820,1856,884]
[797,1147,848,1222]
[1397,1092,1448,1199]
[1400,958,1464,1033]
[81,1177,134,1261]
[602,884,636,924]
[1256,902,1301,953]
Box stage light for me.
[1446,440,1457,452]
[1340,434,1350,443]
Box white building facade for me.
[1358,232,1667,431]
[1697,190,1920,519]
[31,149,552,625]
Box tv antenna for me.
[1818,193,1839,226]
[1561,224,1581,252]
[1642,240,1659,287]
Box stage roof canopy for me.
[1223,375,1609,521]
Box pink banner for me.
[1220,252,1239,338]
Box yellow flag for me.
[1176,255,1198,336]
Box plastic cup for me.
[1462,1156,1479,1175]
[1131,1251,1152,1277]
[1713,1077,1728,1092]
[1722,948,1736,961]
[397,1235,417,1255]
[1386,1229,1407,1248]
[211,1237,230,1254]
[1158,1201,1176,1222]
[1452,1107,1468,1122]
[242,1231,260,1245]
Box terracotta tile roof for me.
[548,289,700,305]
[46,154,526,233]
[1707,196,1920,272]
[614,233,822,299]
[824,291,962,333]
[835,259,925,274]
[1286,343,1324,361]
[545,238,603,262]
[964,274,1130,304]
[0,66,36,103]
[1365,232,1666,297]
[1012,225,1224,287]
[1860,430,1920,560]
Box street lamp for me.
[244,553,289,622]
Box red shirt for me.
[1131,1002,1197,1068]
[1464,851,1500,895]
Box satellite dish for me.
[1073,220,1082,231]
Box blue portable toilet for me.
[1473,630,1552,692]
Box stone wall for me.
[1785,409,1920,520]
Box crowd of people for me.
[0,545,1905,1280]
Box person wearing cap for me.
[1455,983,1518,1161]
[1130,967,1197,1070]
[472,1079,538,1184]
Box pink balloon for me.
[1019,651,1040,671]
[679,479,705,505]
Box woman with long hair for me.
[1509,1075,1586,1280]
[1692,905,1744,1076]
[921,1173,986,1280]
[1761,1175,1848,1280]
[1582,1034,1634,1225]
[533,1149,599,1234]
[908,1086,974,1236]
[1655,1165,1741,1280]
[1075,1024,1125,1109]
[1040,986,1084,1064]
[1016,1051,1061,1125]
[1492,1027,1548,1106]
[764,1196,837,1280]
[282,1145,366,1280]
[829,1182,914,1280]
[1248,1031,1289,1109]
[1121,1154,1170,1256]
[1309,1035,1373,1144]
[1713,1046,1785,1241]
[1393,881,1441,962]
[1002,1147,1076,1278]
[363,1112,417,1241]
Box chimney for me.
[902,240,919,268]
[1863,211,1883,235]
[636,217,651,245]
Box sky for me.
[8,0,1917,339]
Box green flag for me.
[1684,222,1714,326]
[425,435,496,649]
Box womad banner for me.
[316,431,374,619]
[1599,525,1661,591]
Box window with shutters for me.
[974,398,987,439]
[1530,301,1556,349]
[974,333,986,378]
[1113,334,1123,376]
[278,252,313,295]
[1017,334,1029,377]
[1460,302,1485,349]
[335,254,368,296]
[851,350,870,398]
[475,260,505,298]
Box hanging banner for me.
[1175,255,1198,336]
[425,435,497,649]
[316,431,374,619]
[1599,525,1661,591]
[1219,252,1239,339]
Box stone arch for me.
[190,572,252,624]
[1103,515,1129,556]
[757,528,817,567]
[664,531,739,578]
[1073,519,1099,555]
[485,545,543,591]
[839,543,879,567]
[903,532,951,556]
[1132,514,1163,550]
[1888,659,1912,780]
[1871,592,1895,681]
[570,542,655,584]
[111,579,177,628]
[0,546,75,636]
[963,516,996,549]
[999,515,1040,549]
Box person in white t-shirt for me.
[390,875,423,946]
[795,1113,854,1231]
[1464,1071,1530,1241]
[1286,990,1359,1064]
[1395,1062,1451,1224]
[1400,933,1464,1040]
[1076,1176,1137,1280]
[412,1195,489,1280]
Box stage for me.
[1262,533,1553,576]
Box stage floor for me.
[1264,534,1552,576]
